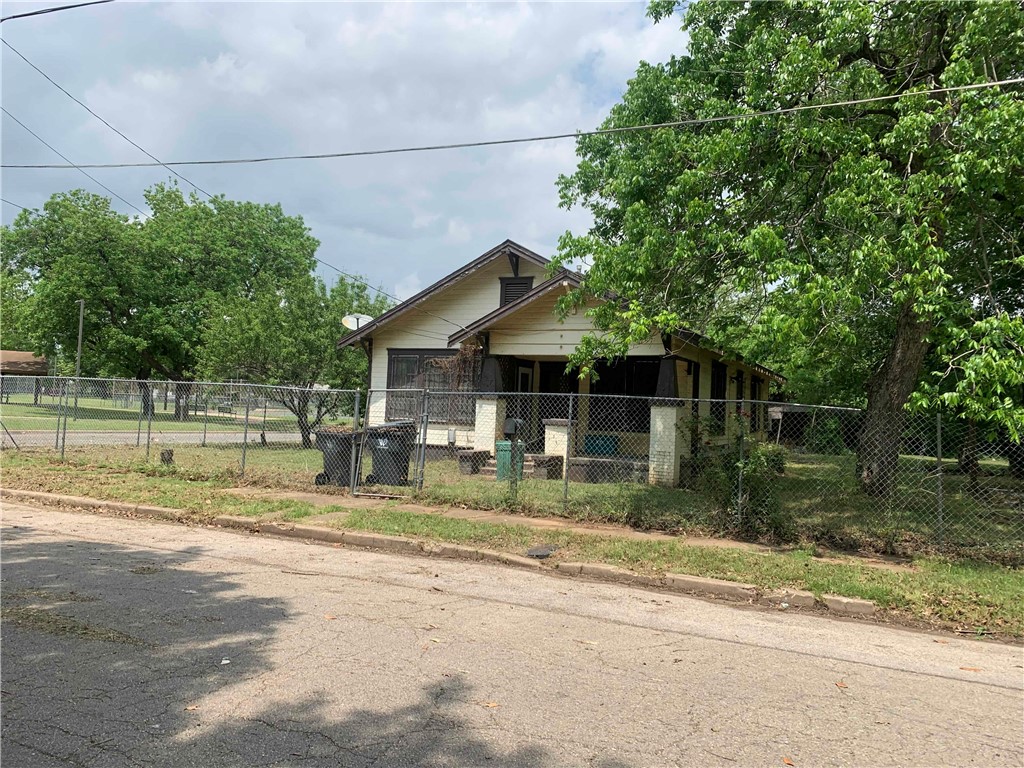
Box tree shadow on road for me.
[0,524,632,767]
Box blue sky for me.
[2,1,684,300]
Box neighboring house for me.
[0,350,49,404]
[337,240,784,486]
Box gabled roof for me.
[448,271,582,346]
[446,274,787,383]
[0,350,48,376]
[337,239,549,348]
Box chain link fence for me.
[3,377,1022,558]
[0,376,359,488]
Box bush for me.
[697,445,794,542]
[806,417,847,454]
[754,443,786,474]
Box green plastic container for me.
[495,440,524,481]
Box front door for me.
[517,366,533,394]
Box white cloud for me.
[394,273,423,302]
[445,218,471,245]
[1,1,686,294]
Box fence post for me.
[736,422,745,526]
[202,394,209,447]
[54,378,64,450]
[563,394,574,509]
[936,412,944,543]
[240,395,251,477]
[59,379,69,461]
[136,387,144,448]
[417,390,430,492]
[349,391,361,492]
[145,384,153,461]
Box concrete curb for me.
[1,488,189,523]
[2,488,878,618]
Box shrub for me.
[754,443,786,474]
[697,445,794,542]
[806,416,847,454]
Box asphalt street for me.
[2,501,1022,767]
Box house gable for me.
[337,239,550,349]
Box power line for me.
[1,39,213,198]
[1,198,31,211]
[1,0,114,23]
[0,106,147,216]
[5,77,1020,170]
[0,41,455,328]
[311,255,465,331]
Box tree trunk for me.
[137,380,154,418]
[1007,439,1024,480]
[295,391,313,449]
[174,381,193,421]
[958,419,980,491]
[857,302,932,497]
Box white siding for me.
[487,294,664,358]
[368,258,549,391]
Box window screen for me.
[710,361,727,435]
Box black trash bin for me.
[314,427,362,487]
[364,420,417,486]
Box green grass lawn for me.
[3,441,1022,561]
[0,394,352,433]
[2,449,1021,636]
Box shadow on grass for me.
[1,526,608,767]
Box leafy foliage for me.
[555,0,1024,445]
[1,184,319,417]
[197,273,390,446]
[0,264,36,352]
[1,185,317,380]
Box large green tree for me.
[555,0,1024,495]
[198,274,389,447]
[0,264,36,352]
[1,184,318,418]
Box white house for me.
[338,240,784,486]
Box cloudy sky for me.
[2,1,684,300]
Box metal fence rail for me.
[0,376,359,487]
[3,376,1022,557]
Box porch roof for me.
[0,350,48,376]
[447,271,582,346]
[448,275,786,384]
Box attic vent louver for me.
[500,276,533,306]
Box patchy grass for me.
[325,507,1024,637]
[3,451,1022,636]
[4,444,1023,562]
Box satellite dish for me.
[342,313,374,330]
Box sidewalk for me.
[222,486,915,571]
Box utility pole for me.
[73,299,84,419]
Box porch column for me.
[473,396,506,455]
[648,404,688,486]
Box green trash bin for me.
[495,440,524,481]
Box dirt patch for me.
[3,589,143,645]
[128,564,164,575]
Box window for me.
[735,370,745,417]
[589,357,660,432]
[710,361,727,435]
[500,277,534,306]
[386,349,479,424]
